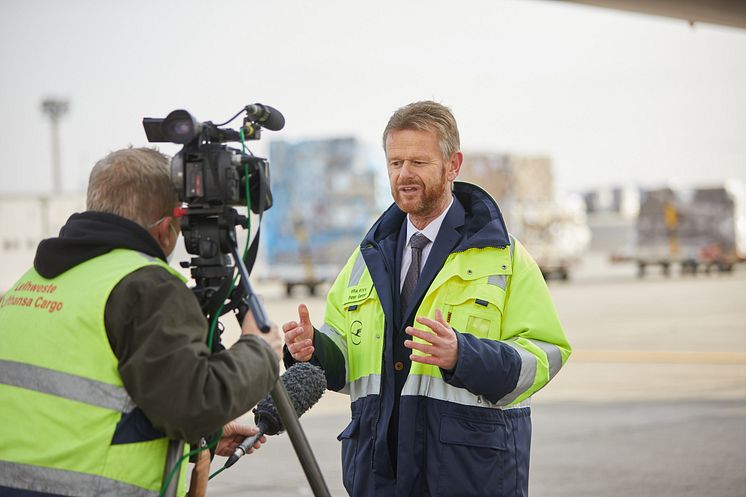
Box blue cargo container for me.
[264,137,383,295]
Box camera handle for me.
[229,242,331,497]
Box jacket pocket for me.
[444,283,505,340]
[337,415,360,494]
[435,414,506,497]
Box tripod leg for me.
[162,439,185,497]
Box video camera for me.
[143,104,282,212]
[142,104,285,338]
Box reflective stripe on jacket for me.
[326,239,567,405]
[0,249,187,497]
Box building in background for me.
[0,194,86,292]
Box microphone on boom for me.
[244,103,285,131]
[224,362,326,468]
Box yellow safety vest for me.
[0,249,188,497]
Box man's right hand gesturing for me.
[282,304,315,362]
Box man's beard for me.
[392,168,448,217]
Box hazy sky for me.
[1,0,745,195]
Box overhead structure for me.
[560,0,746,29]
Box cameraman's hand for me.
[215,421,266,457]
[282,304,315,362]
[241,311,283,361]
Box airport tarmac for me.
[203,256,746,497]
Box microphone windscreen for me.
[283,362,327,416]
[245,103,285,131]
[253,363,327,435]
[260,105,285,132]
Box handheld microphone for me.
[244,103,285,131]
[224,362,326,468]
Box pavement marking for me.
[571,349,746,365]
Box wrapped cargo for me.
[636,180,746,276]
[459,152,589,280]
[264,137,382,295]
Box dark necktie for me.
[400,232,431,313]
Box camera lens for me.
[163,109,202,144]
[173,121,192,135]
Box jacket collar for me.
[362,181,509,251]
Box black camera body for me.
[143,105,279,213]
[170,141,271,213]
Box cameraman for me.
[0,147,280,496]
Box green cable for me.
[160,131,256,494]
[205,131,256,485]
[209,465,227,480]
[207,287,230,350]
[206,143,252,348]
[240,127,253,248]
[158,428,223,497]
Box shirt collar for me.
[405,195,454,246]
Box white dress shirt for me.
[399,196,454,292]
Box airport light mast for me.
[41,98,69,194]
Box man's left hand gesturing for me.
[404,309,458,371]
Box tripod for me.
[161,206,330,497]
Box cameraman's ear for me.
[148,217,175,255]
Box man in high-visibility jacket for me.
[0,148,280,497]
[283,101,571,497]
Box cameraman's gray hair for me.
[86,147,178,228]
[382,100,460,162]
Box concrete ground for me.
[201,255,746,497]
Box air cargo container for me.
[458,153,590,280]
[635,180,746,276]
[264,137,382,295]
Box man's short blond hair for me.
[382,100,461,161]
[86,147,178,227]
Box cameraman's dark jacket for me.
[32,211,279,442]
